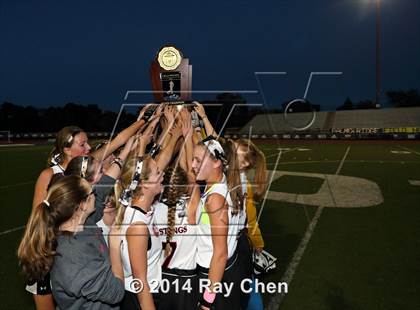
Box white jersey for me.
[154,198,197,271]
[51,164,65,175]
[196,174,240,268]
[120,202,163,293]
[96,219,110,247]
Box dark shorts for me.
[120,290,160,310]
[159,268,198,310]
[197,253,241,309]
[237,231,254,308]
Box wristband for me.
[111,157,123,169]
[203,289,216,303]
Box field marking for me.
[266,147,301,158]
[265,159,420,166]
[0,225,25,236]
[267,146,350,309]
[0,181,34,190]
[0,144,35,148]
[266,171,382,208]
[398,146,420,157]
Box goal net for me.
[0,131,11,143]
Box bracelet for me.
[203,289,216,303]
[111,157,123,169]
[197,288,216,309]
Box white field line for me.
[266,147,302,158]
[0,144,35,148]
[265,159,420,165]
[267,146,351,309]
[0,225,25,236]
[0,181,34,190]
[398,145,420,157]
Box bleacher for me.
[334,107,420,128]
[239,111,327,134]
[234,107,420,139]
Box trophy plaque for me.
[150,45,192,103]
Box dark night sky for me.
[1,0,419,111]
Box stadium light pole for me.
[375,0,381,108]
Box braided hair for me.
[161,166,189,257]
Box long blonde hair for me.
[219,138,244,214]
[236,139,267,201]
[47,126,84,166]
[17,176,91,282]
[114,155,153,228]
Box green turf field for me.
[1,142,420,309]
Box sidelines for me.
[0,181,34,190]
[265,159,420,165]
[267,145,351,310]
[0,144,35,148]
[398,145,420,157]
[0,225,25,236]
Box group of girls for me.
[17,101,268,310]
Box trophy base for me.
[160,100,196,111]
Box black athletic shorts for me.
[159,268,198,310]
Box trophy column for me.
[150,45,192,103]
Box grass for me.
[1,142,420,309]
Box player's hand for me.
[140,127,154,146]
[147,104,163,123]
[193,101,206,119]
[164,105,176,124]
[180,108,192,137]
[137,103,155,121]
[255,247,264,254]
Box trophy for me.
[150,45,192,104]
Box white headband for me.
[119,158,144,206]
[203,139,225,159]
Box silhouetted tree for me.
[355,100,375,109]
[387,89,420,107]
[337,97,353,110]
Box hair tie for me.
[119,157,144,206]
[119,188,132,206]
[43,200,50,207]
[128,159,143,191]
[51,153,61,166]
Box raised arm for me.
[104,136,135,180]
[179,108,195,181]
[154,108,182,171]
[193,101,217,138]
[91,104,158,161]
